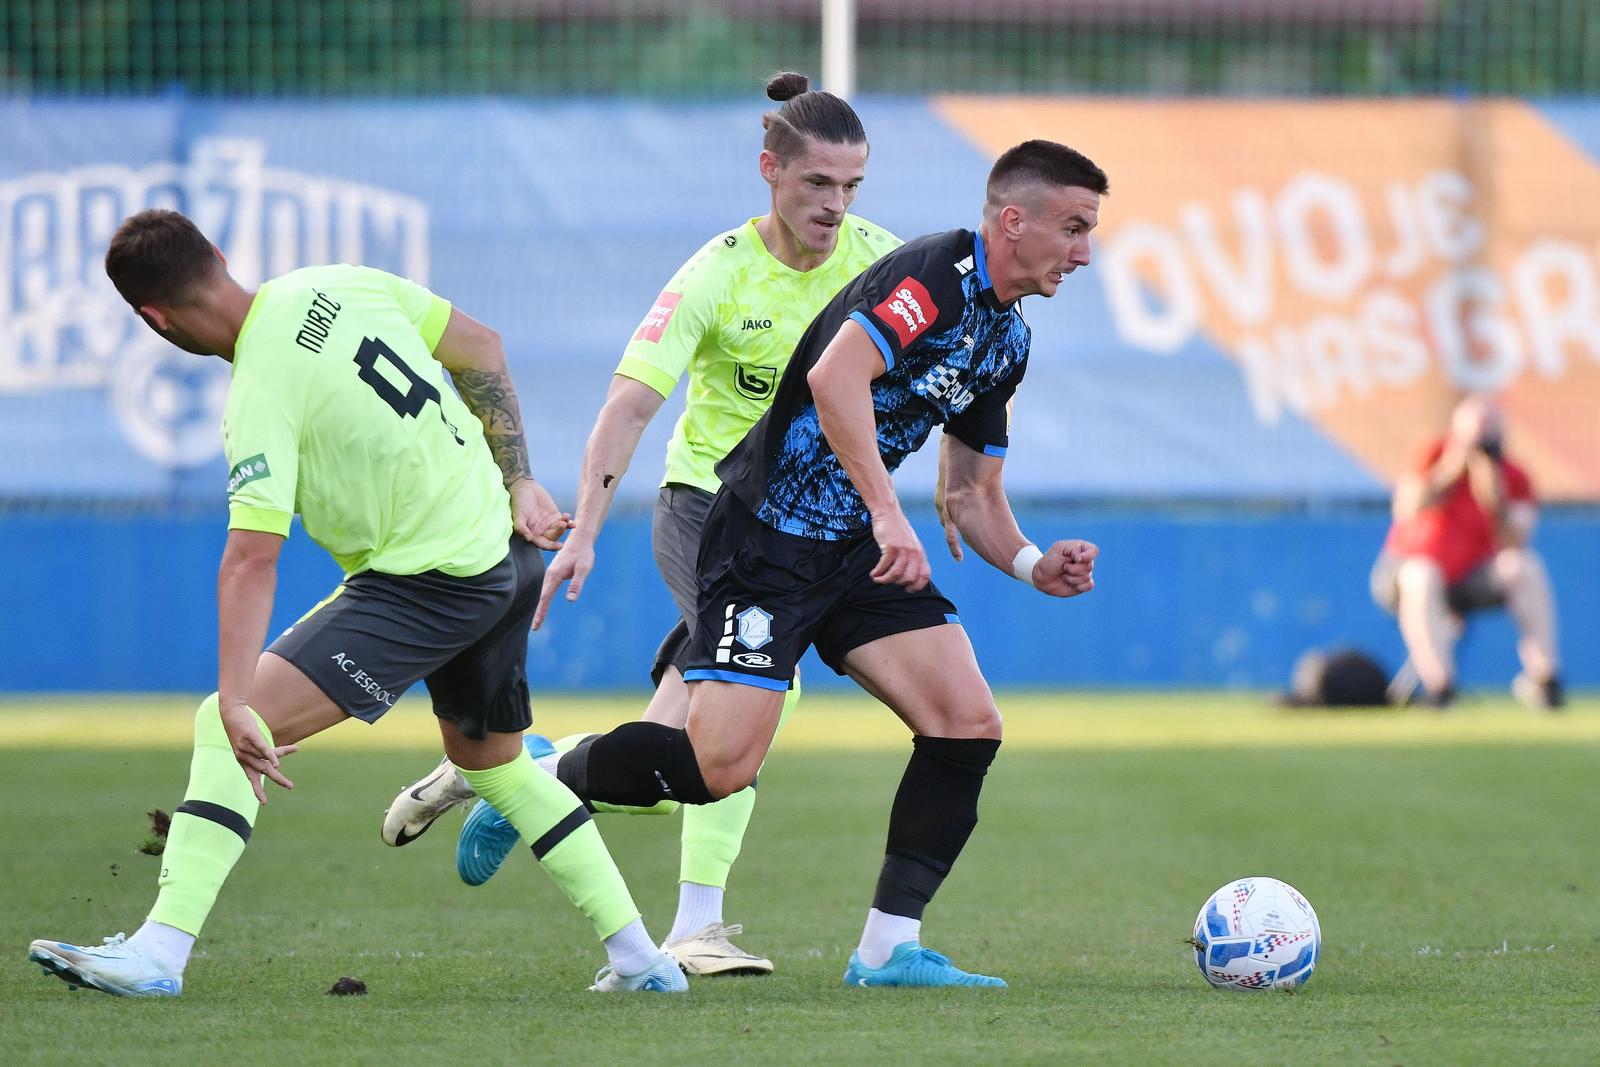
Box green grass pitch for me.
[4,692,1598,1065]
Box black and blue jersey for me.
[715,228,1030,540]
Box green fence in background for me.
[3,0,1597,98]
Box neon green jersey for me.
[616,214,900,493]
[222,264,511,578]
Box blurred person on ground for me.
[28,209,685,997]
[528,140,1108,989]
[1371,394,1563,710]
[382,72,900,978]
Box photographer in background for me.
[1370,395,1563,710]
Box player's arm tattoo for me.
[450,366,532,487]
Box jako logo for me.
[740,317,773,330]
[732,652,774,668]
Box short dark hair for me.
[986,140,1109,209]
[761,71,868,163]
[105,208,219,308]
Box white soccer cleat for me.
[1513,671,1566,712]
[28,933,183,997]
[381,755,477,846]
[663,922,773,977]
[589,950,689,992]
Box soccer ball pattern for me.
[1192,876,1320,991]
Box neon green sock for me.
[678,674,801,888]
[147,694,266,936]
[552,732,678,816]
[458,752,641,940]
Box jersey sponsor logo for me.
[633,291,683,343]
[740,317,773,331]
[734,364,777,401]
[872,276,938,348]
[916,364,977,412]
[735,605,773,650]
[227,453,271,495]
[330,651,397,707]
[732,651,774,668]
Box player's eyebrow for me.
[1067,213,1096,230]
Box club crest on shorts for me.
[735,605,773,650]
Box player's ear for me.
[211,244,228,270]
[758,149,781,187]
[1000,203,1026,240]
[138,305,171,332]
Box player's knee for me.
[698,755,760,801]
[1395,557,1445,601]
[965,699,1004,741]
[1495,546,1543,586]
[930,694,1002,740]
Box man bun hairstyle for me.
[105,208,219,309]
[762,71,868,163]
[986,139,1110,209]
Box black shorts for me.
[682,490,958,690]
[1369,551,1507,617]
[268,536,541,740]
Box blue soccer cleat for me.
[455,733,556,886]
[28,933,183,997]
[843,942,1007,989]
[589,951,689,993]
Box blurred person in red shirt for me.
[1370,394,1563,709]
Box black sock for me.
[872,735,1001,920]
[555,721,716,807]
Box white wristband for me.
[1011,543,1044,588]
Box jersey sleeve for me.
[615,240,722,399]
[843,245,963,373]
[945,363,1025,458]
[1503,459,1535,503]
[363,267,453,352]
[222,387,301,538]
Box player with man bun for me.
[383,72,900,977]
[536,139,1110,988]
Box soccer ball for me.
[1190,876,1320,991]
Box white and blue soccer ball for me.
[1190,876,1320,991]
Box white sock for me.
[128,921,195,973]
[603,919,660,977]
[857,908,920,969]
[668,882,724,943]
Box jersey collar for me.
[972,229,1007,311]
